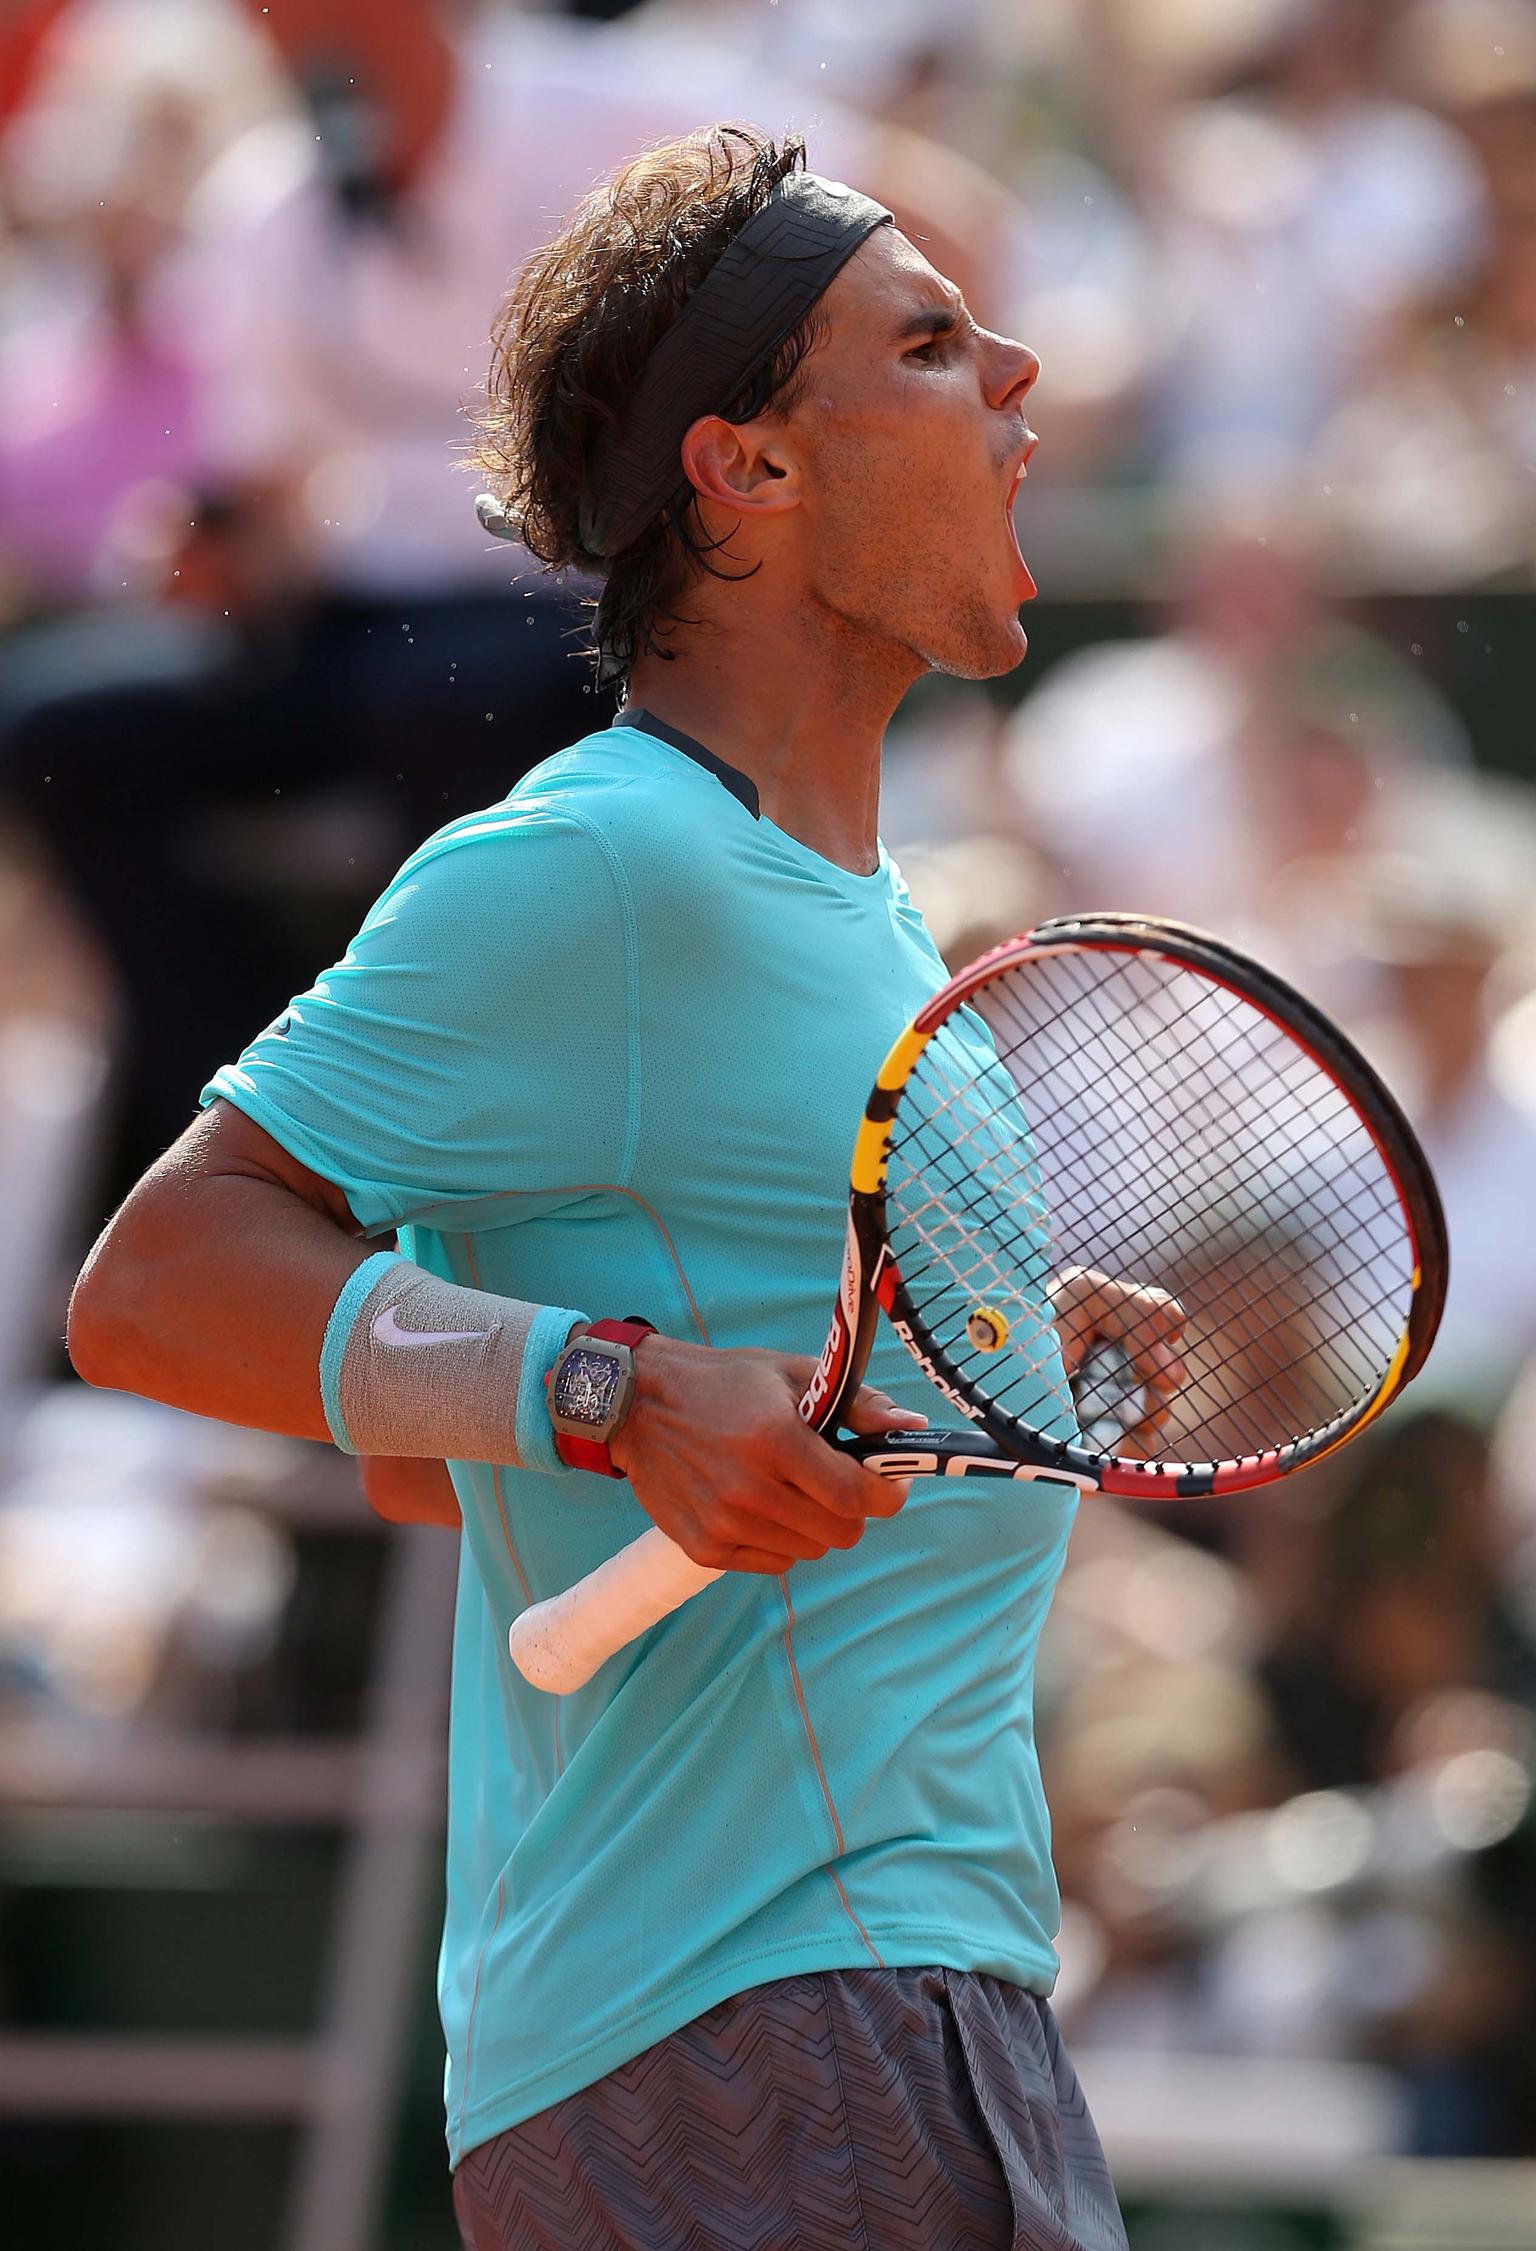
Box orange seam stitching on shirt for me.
[604,1184,712,1342]
[778,1578,882,1966]
[460,1237,532,1605]
[454,1873,505,2153]
[829,1870,884,1969]
[778,1578,843,1852]
[401,1183,713,1343]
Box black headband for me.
[474,170,892,561]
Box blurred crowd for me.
[2,0,1535,2206]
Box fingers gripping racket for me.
[508,915,1446,1694]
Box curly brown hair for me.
[467,124,826,687]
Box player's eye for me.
[906,327,955,363]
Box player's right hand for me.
[611,1335,927,1575]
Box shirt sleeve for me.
[202,805,635,1234]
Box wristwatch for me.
[545,1317,656,1477]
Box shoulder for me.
[384,730,646,873]
[362,726,730,947]
[510,724,749,882]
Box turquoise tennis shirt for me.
[203,715,1081,2163]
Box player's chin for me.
[929,602,1030,682]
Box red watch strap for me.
[556,1430,625,1476]
[549,1319,655,1477]
[585,1318,657,1349]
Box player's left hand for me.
[1048,1264,1187,1455]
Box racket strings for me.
[986,958,1405,1367]
[902,1079,1400,1457]
[1015,1079,1400,1403]
[997,958,1409,1412]
[1034,1140,1403,1443]
[892,1119,1357,1463]
[897,958,1373,1282]
[991,956,1378,1240]
[906,999,1392,1428]
[889,1052,1083,1432]
[882,948,1416,1470]
[892,1050,1078,1419]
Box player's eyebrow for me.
[895,299,967,343]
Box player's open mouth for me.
[1004,456,1037,598]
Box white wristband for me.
[319,1256,586,1471]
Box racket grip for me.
[507,1527,723,1694]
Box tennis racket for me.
[508,913,1447,1694]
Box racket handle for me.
[507,1527,722,1694]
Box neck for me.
[626,603,923,875]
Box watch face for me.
[553,1347,624,1429]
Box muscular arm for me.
[69,1101,920,1567]
[68,1100,461,1524]
[69,1099,373,1436]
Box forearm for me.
[358,1453,461,1527]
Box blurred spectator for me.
[0,90,204,606]
[1399,0,1536,221]
[999,506,1467,948]
[1310,3,1536,586]
[1261,1412,1536,1790]
[1312,228,1536,589]
[1254,1411,1536,2151]
[1123,0,1487,488]
[1342,833,1536,1413]
[1042,1411,1536,2152]
[0,1,286,613]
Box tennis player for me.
[71,126,1183,2250]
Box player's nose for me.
[983,335,1040,414]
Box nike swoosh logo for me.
[371,1304,495,1350]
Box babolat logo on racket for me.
[891,1319,982,1420]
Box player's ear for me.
[681,415,800,522]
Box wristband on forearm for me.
[319,1252,587,1473]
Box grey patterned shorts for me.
[452,1965,1128,2251]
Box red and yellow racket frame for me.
[805,913,1448,1500]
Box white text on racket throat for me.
[891,1318,984,1420]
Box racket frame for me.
[816,912,1447,1500]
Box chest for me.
[627,869,945,1226]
